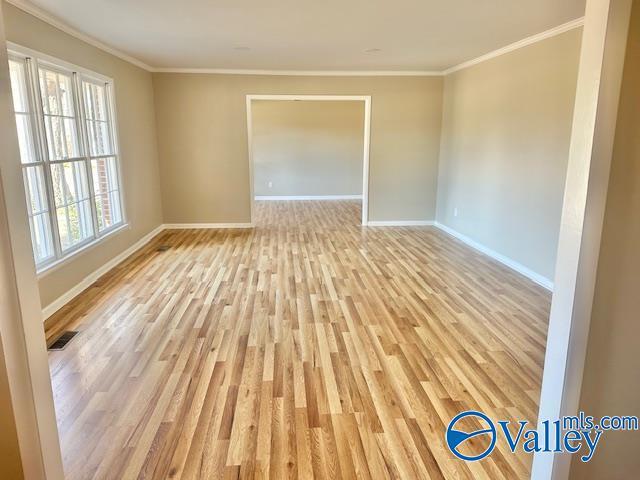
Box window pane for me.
[9,59,29,113]
[39,69,75,117]
[109,190,122,225]
[39,67,81,160]
[83,82,113,156]
[87,120,112,156]
[15,113,38,164]
[50,161,90,207]
[23,165,49,215]
[91,157,122,231]
[57,199,93,251]
[9,60,37,164]
[51,161,93,250]
[29,212,54,264]
[39,70,57,114]
[82,82,108,121]
[91,157,119,194]
[44,116,81,160]
[95,191,121,231]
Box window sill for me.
[37,222,130,279]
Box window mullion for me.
[75,73,101,238]
[28,58,63,261]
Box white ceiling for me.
[15,0,585,72]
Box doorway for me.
[246,95,371,225]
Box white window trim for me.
[8,43,128,276]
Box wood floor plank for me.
[46,200,550,479]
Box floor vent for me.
[48,331,79,351]
[157,245,171,252]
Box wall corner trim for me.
[434,222,554,291]
[153,68,443,76]
[443,17,585,75]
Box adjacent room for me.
[2,1,638,480]
[249,97,368,225]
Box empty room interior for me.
[1,0,639,479]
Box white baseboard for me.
[41,224,166,321]
[434,222,554,291]
[365,220,435,227]
[163,223,254,229]
[255,195,362,200]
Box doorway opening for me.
[246,95,371,226]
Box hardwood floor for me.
[46,200,551,479]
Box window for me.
[8,48,125,272]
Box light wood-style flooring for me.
[46,200,551,479]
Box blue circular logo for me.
[446,410,497,461]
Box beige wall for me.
[252,100,364,197]
[2,2,164,308]
[571,3,640,477]
[0,339,23,479]
[436,29,582,282]
[153,74,443,223]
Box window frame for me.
[8,43,128,276]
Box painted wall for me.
[2,2,164,309]
[436,29,582,284]
[252,100,364,197]
[570,3,640,477]
[0,340,23,479]
[153,74,443,223]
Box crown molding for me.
[5,0,155,71]
[151,68,443,76]
[6,0,584,78]
[443,17,585,75]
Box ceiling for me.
[15,0,585,72]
